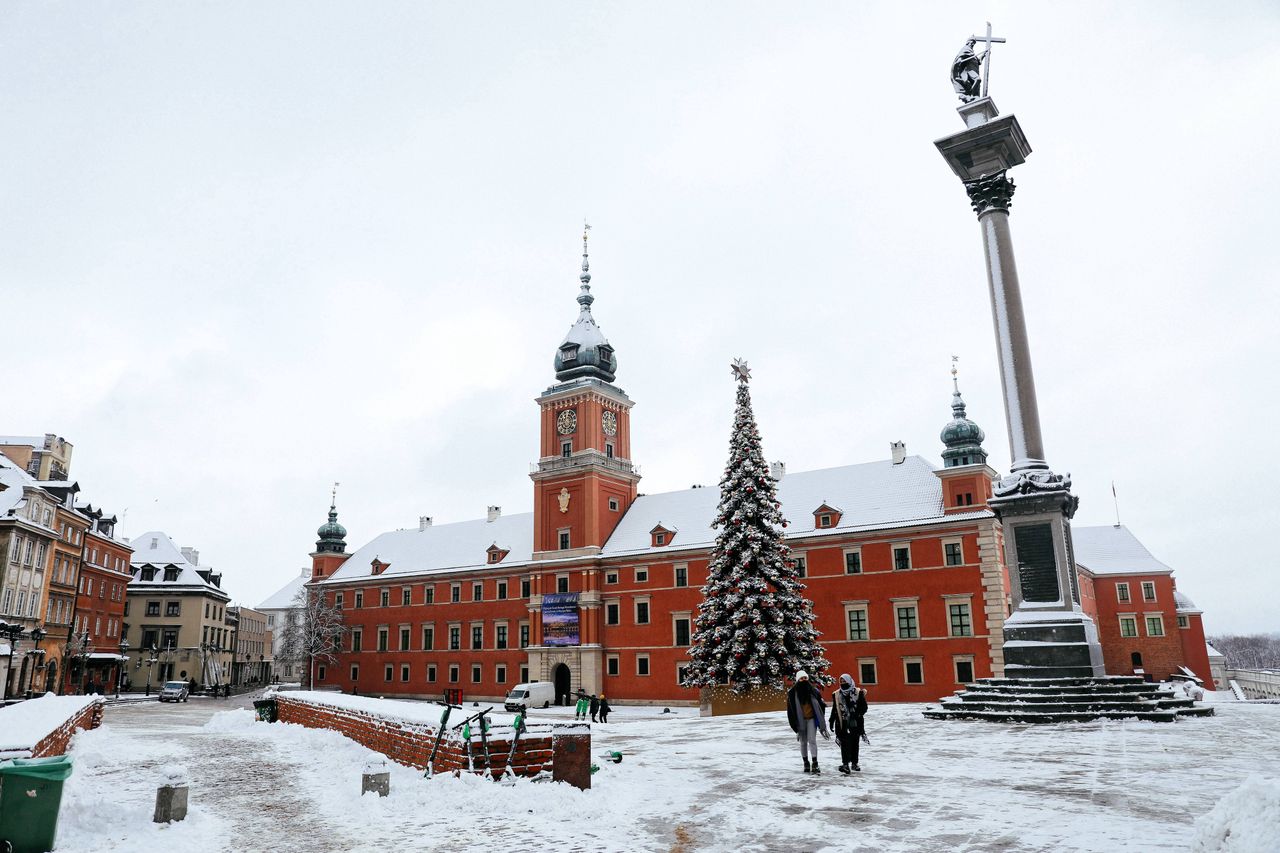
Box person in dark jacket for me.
[786,670,830,774]
[828,673,868,773]
[597,694,611,723]
[589,693,600,722]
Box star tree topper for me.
[730,358,751,383]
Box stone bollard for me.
[362,761,390,797]
[153,783,189,823]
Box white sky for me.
[3,3,1277,633]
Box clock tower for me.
[530,230,640,558]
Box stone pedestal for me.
[153,783,188,823]
[361,763,390,797]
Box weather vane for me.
[331,481,340,506]
[951,22,1006,102]
[731,357,752,383]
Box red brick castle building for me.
[296,243,1214,704]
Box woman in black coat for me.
[828,673,868,773]
[597,694,611,723]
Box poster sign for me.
[541,592,580,646]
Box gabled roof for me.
[1071,525,1174,576]
[259,569,311,610]
[320,455,988,583]
[129,530,229,598]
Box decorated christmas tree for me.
[684,359,831,694]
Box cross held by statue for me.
[971,23,1006,98]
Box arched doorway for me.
[553,663,572,706]
[45,659,58,695]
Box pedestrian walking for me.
[786,670,830,774]
[828,673,868,774]
[597,694,611,723]
[589,693,600,722]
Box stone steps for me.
[925,675,1214,724]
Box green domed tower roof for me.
[940,374,988,468]
[315,502,347,554]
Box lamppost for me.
[0,621,22,705]
[144,644,158,696]
[117,638,129,698]
[75,631,91,695]
[24,627,47,700]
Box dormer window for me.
[163,567,180,582]
[813,503,843,529]
[141,567,157,581]
[650,524,675,548]
[371,558,388,576]
[598,346,612,363]
[560,345,579,363]
[487,544,509,564]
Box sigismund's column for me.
[935,32,1104,678]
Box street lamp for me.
[117,638,129,698]
[24,627,47,700]
[144,644,158,696]
[0,621,22,705]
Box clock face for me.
[556,409,577,435]
[602,410,618,436]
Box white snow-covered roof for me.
[1205,642,1224,660]
[0,456,32,515]
[603,455,962,557]
[322,454,987,583]
[1174,589,1201,613]
[129,530,229,598]
[1071,524,1174,577]
[0,435,43,447]
[328,512,536,582]
[259,569,311,610]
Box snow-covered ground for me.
[52,695,1280,852]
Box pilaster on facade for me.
[976,519,1008,677]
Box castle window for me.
[896,605,919,639]
[1116,583,1131,603]
[427,664,437,682]
[844,550,862,575]
[944,541,964,566]
[1177,615,1190,629]
[606,571,618,585]
[1145,615,1165,637]
[859,659,877,685]
[1141,581,1157,602]
[449,665,459,683]
[163,567,179,582]
[893,545,912,571]
[1118,615,1138,638]
[521,577,531,597]
[949,603,973,637]
[635,598,651,625]
[846,606,868,641]
[655,534,665,546]
[606,443,615,459]
[355,591,364,608]
[496,665,507,684]
[497,581,508,600]
[819,514,832,528]
[954,657,975,683]
[606,602,620,625]
[424,586,435,604]
[471,664,482,684]
[608,497,619,511]
[558,530,571,550]
[636,654,650,677]
[473,583,483,601]
[904,658,924,685]
[560,345,579,363]
[557,574,570,593]
[635,567,648,583]
[792,556,806,578]
[561,441,572,458]
[451,584,460,603]
[380,589,389,607]
[606,655,619,676]
[402,588,412,606]
[674,565,688,587]
[674,617,691,647]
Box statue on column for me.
[951,38,984,102]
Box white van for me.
[504,682,555,711]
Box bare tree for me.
[1207,633,1280,670]
[278,585,346,689]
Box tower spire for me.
[578,221,594,316]
[553,221,616,383]
[940,357,987,468]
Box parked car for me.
[158,680,190,703]
[504,681,554,711]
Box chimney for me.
[770,461,787,480]
[419,516,433,531]
[487,506,501,523]
[299,566,310,578]
[890,441,907,465]
[181,546,200,565]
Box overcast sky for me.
[3,3,1277,633]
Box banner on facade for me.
[541,592,580,646]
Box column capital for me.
[964,171,1016,218]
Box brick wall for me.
[32,698,105,758]
[274,695,590,790]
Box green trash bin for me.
[0,755,74,853]
[253,698,278,722]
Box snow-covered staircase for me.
[923,675,1215,723]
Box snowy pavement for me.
[53,694,1280,852]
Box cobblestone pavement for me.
[54,695,1280,852]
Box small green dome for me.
[315,504,347,554]
[940,383,988,468]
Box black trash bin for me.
[0,755,74,853]
[253,698,278,722]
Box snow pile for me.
[1191,776,1280,853]
[0,692,98,755]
